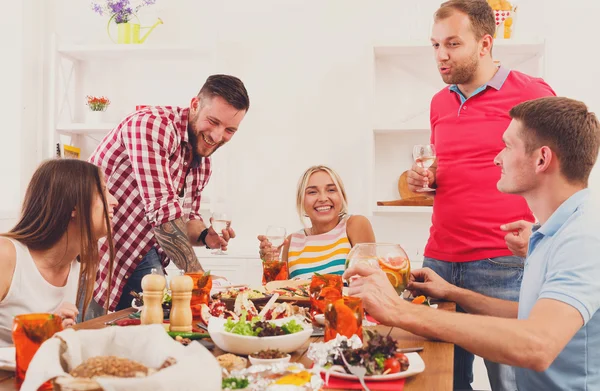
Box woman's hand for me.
[56,301,79,328]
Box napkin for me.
[321,373,405,390]
[0,346,15,371]
[21,324,221,391]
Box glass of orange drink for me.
[345,243,411,294]
[324,296,364,342]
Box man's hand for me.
[408,268,455,301]
[205,217,236,251]
[343,264,405,325]
[56,302,79,328]
[257,235,289,260]
[500,220,533,258]
[407,163,435,193]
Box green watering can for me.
[108,15,163,44]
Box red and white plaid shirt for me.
[89,106,211,310]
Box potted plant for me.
[86,95,110,123]
[91,0,161,44]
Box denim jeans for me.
[424,256,523,391]
[77,248,165,321]
[115,248,165,311]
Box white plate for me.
[208,316,313,356]
[0,347,16,371]
[320,352,425,381]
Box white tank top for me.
[0,239,80,347]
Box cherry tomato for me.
[395,352,410,371]
[383,357,401,374]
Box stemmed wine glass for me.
[412,144,436,192]
[211,212,231,255]
[266,225,287,260]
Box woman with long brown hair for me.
[0,159,116,347]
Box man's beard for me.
[441,52,479,85]
[188,124,222,158]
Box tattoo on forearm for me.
[155,218,203,272]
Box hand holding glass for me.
[413,144,436,192]
[211,212,231,255]
[262,225,288,284]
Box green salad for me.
[222,377,249,390]
[224,316,304,337]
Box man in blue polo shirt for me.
[345,96,600,390]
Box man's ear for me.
[71,208,77,219]
[190,96,200,113]
[536,146,553,173]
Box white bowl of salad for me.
[208,315,313,356]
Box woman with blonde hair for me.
[0,159,117,347]
[258,165,375,279]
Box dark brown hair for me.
[435,0,496,40]
[510,97,600,185]
[2,159,115,319]
[198,74,250,112]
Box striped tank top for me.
[287,216,352,279]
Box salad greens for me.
[222,377,249,390]
[224,316,304,337]
[331,330,398,375]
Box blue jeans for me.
[116,248,165,311]
[424,256,523,391]
[77,248,165,321]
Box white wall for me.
[31,0,600,258]
[0,2,24,229]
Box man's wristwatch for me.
[198,228,210,249]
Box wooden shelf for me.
[56,123,116,135]
[374,39,544,59]
[57,44,213,61]
[373,206,433,214]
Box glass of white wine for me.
[266,225,287,261]
[413,144,436,192]
[211,212,231,255]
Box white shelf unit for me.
[369,38,545,214]
[46,36,219,212]
[57,44,213,62]
[367,38,545,258]
[56,122,117,135]
[46,37,217,159]
[374,38,545,59]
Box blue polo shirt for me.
[517,189,600,390]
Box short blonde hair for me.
[296,165,349,226]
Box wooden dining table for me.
[0,302,455,391]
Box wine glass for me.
[345,243,411,294]
[413,144,436,192]
[266,225,287,260]
[211,212,231,255]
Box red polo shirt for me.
[425,67,555,262]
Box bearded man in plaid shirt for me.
[86,74,250,316]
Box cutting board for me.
[376,171,433,206]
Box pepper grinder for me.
[141,268,166,325]
[169,271,194,332]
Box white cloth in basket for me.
[21,324,221,391]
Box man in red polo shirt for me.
[407,1,555,390]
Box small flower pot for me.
[86,110,105,123]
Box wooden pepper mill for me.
[169,271,194,332]
[140,268,166,325]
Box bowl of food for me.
[248,349,291,366]
[212,287,272,311]
[208,316,313,356]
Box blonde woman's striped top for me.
[287,216,351,279]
